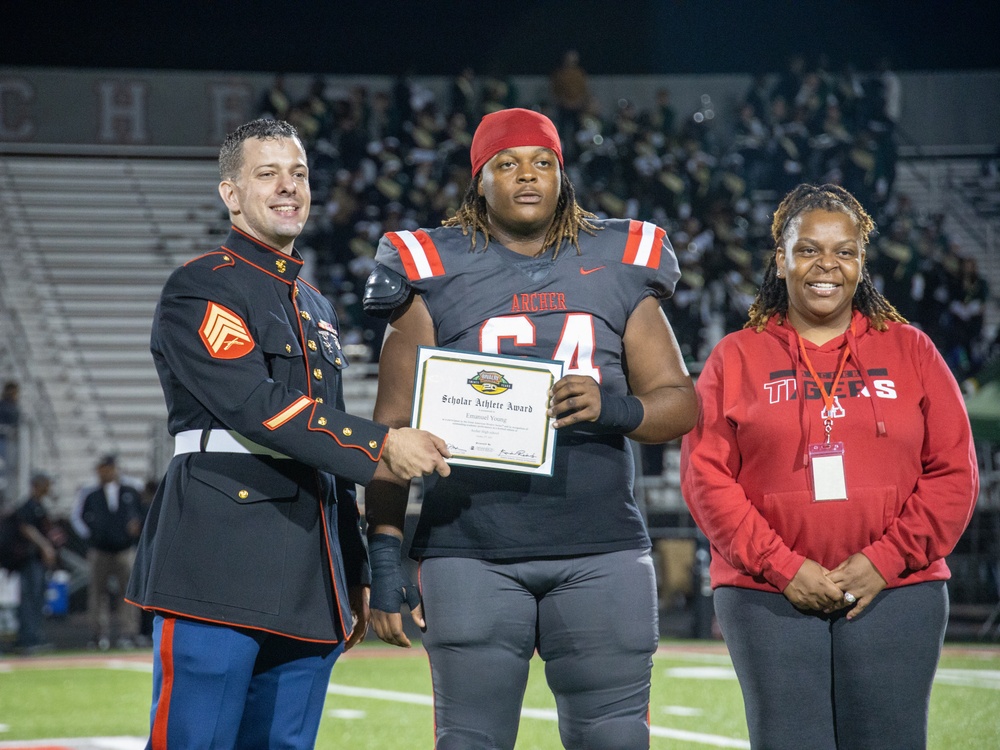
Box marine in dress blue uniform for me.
[125,223,387,746]
[128,225,385,639]
[125,119,451,749]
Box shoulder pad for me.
[363,264,412,318]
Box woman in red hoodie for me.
[681,183,978,750]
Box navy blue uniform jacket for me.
[126,227,388,642]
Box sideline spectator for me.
[11,472,64,654]
[71,455,144,650]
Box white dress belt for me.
[173,429,291,459]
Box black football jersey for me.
[373,219,679,559]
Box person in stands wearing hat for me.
[71,454,145,650]
[362,108,698,749]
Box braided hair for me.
[746,183,906,331]
[443,170,599,258]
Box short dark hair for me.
[218,118,302,181]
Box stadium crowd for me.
[266,54,993,382]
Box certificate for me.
[411,346,563,476]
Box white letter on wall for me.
[97,80,149,143]
[0,78,36,140]
[208,82,252,143]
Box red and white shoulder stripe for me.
[385,230,445,281]
[622,220,666,269]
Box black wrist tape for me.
[595,389,644,433]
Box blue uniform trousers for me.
[147,615,342,749]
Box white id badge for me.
[808,442,847,501]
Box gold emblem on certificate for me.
[411,346,564,475]
[467,370,513,395]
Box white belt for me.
[173,429,291,459]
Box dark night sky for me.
[2,0,998,77]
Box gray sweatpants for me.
[419,549,659,750]
[714,581,948,750]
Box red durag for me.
[470,108,563,176]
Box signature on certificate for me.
[498,448,538,460]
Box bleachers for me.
[894,158,1000,334]
[0,154,228,505]
[2,149,996,512]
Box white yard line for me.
[327,683,751,748]
[932,668,1000,689]
[326,683,433,706]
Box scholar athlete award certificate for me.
[411,346,563,476]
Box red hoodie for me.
[680,310,979,594]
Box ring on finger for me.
[843,592,857,605]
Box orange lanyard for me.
[797,322,853,444]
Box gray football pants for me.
[419,549,659,750]
[714,581,947,750]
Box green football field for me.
[1,641,998,748]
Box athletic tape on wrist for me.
[368,533,420,613]
[595,389,644,433]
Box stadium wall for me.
[1,67,997,151]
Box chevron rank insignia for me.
[199,301,255,359]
